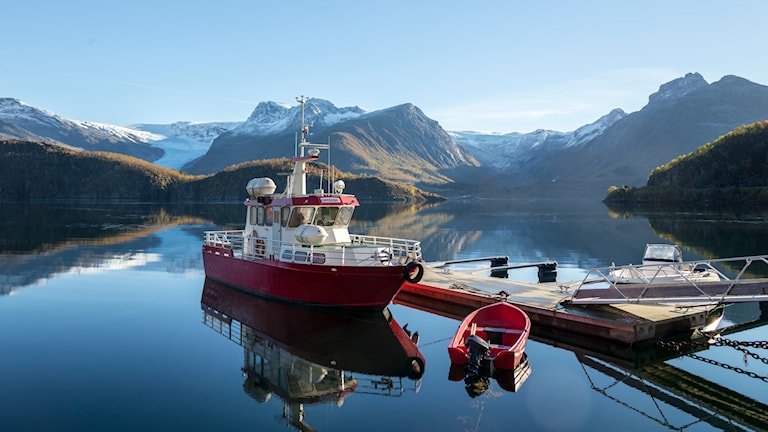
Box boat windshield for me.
[288,207,315,227]
[644,244,682,262]
[316,206,339,227]
[337,206,353,226]
[287,206,354,228]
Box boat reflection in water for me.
[200,278,425,431]
[448,353,532,398]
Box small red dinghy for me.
[448,302,531,371]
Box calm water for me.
[1,200,767,432]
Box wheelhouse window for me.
[337,206,354,226]
[265,206,273,226]
[256,206,266,225]
[281,207,291,227]
[249,206,265,226]
[316,206,339,227]
[288,207,315,227]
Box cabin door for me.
[271,206,284,257]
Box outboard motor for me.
[464,334,490,379]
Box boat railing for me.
[613,260,728,282]
[354,376,422,397]
[204,230,422,266]
[563,254,768,305]
[349,234,423,262]
[204,230,245,255]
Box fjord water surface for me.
[1,200,767,431]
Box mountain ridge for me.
[3,72,768,200]
[486,74,768,197]
[184,100,479,184]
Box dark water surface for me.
[1,200,767,431]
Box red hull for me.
[447,301,531,370]
[202,245,406,309]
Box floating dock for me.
[395,257,763,345]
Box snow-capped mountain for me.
[233,98,366,136]
[647,72,708,106]
[6,72,767,198]
[0,98,241,169]
[184,99,479,183]
[503,74,768,196]
[0,98,163,144]
[450,108,626,169]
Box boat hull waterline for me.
[203,244,411,308]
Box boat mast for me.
[286,95,331,197]
[297,95,310,153]
[287,96,319,197]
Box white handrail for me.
[204,230,422,266]
[564,254,768,305]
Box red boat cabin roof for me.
[245,194,360,207]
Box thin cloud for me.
[428,67,684,133]
[111,80,258,106]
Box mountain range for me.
[0,98,239,170]
[3,72,768,199]
[180,99,478,185]
[505,73,768,196]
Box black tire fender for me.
[407,356,426,379]
[404,262,424,283]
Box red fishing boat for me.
[448,302,531,372]
[202,96,424,309]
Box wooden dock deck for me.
[397,265,716,345]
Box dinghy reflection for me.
[448,353,532,397]
[200,278,425,430]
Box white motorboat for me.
[608,243,724,284]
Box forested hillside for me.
[0,140,444,202]
[604,121,768,208]
[647,121,768,188]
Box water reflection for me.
[402,283,768,430]
[604,205,768,278]
[2,201,767,430]
[560,302,768,431]
[200,278,425,431]
[0,206,209,296]
[6,200,768,292]
[645,217,768,278]
[0,202,212,254]
[448,354,532,397]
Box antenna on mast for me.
[296,95,310,144]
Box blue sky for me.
[3,1,766,133]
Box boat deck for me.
[397,265,715,344]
